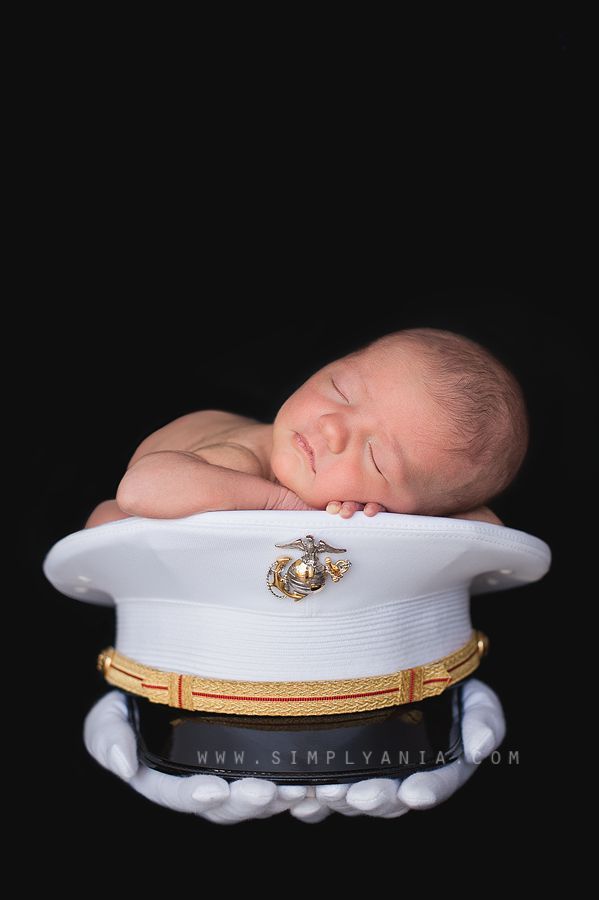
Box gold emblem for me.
[267,534,352,601]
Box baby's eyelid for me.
[331,378,350,404]
[368,441,386,479]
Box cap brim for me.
[126,684,464,785]
[43,510,552,608]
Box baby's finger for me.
[363,502,387,517]
[339,501,364,519]
[326,501,342,514]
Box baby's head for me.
[271,327,529,516]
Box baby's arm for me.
[84,499,134,528]
[85,410,315,528]
[116,451,315,518]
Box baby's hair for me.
[353,327,529,514]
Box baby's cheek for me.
[271,450,299,489]
[383,485,422,516]
[270,448,319,500]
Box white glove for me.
[314,679,506,818]
[84,678,505,823]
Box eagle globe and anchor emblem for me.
[267,534,352,601]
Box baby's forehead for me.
[357,339,429,368]
[341,344,434,389]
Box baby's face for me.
[271,344,471,513]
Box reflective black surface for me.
[127,683,464,784]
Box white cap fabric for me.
[42,511,551,682]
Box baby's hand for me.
[326,501,387,519]
[266,485,320,512]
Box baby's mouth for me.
[294,432,316,473]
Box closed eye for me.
[331,378,350,404]
[368,441,386,479]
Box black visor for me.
[125,681,465,785]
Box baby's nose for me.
[318,413,349,454]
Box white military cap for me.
[43,510,551,784]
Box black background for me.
[17,25,586,866]
[23,291,593,840]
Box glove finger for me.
[128,766,280,822]
[278,785,308,802]
[314,783,364,816]
[315,783,353,813]
[231,777,278,812]
[461,679,506,763]
[200,778,279,823]
[254,799,291,818]
[83,691,138,780]
[188,775,231,811]
[129,766,209,813]
[398,758,477,809]
[195,778,283,823]
[108,744,137,781]
[241,782,302,818]
[289,798,333,823]
[346,779,407,817]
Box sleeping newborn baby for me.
[85,327,529,529]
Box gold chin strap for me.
[97,631,488,718]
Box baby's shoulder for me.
[178,409,261,436]
[127,409,264,469]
